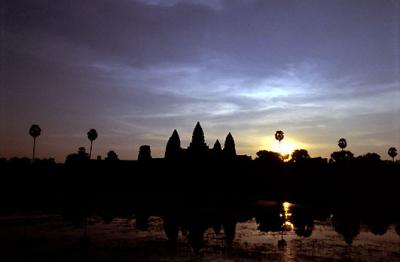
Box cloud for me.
[137,0,225,10]
[2,0,399,161]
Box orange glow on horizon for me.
[259,136,307,157]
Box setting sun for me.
[261,136,306,156]
[271,141,296,155]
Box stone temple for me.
[164,122,238,161]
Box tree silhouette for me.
[256,150,282,164]
[330,150,354,162]
[78,147,88,157]
[275,130,284,151]
[65,147,89,163]
[87,129,98,159]
[338,138,347,151]
[105,150,119,161]
[291,149,310,163]
[358,152,381,163]
[291,207,314,238]
[388,147,397,162]
[332,211,360,245]
[29,124,41,162]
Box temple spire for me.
[223,132,236,157]
[165,129,181,159]
[189,122,208,153]
[192,122,205,144]
[213,139,222,152]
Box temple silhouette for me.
[164,122,243,161]
[1,122,400,257]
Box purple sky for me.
[1,0,399,161]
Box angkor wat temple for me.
[164,122,248,161]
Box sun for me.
[262,136,305,156]
[272,142,296,155]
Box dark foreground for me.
[1,208,399,262]
[1,159,399,261]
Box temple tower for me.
[223,132,236,157]
[188,122,209,153]
[213,139,222,153]
[165,129,182,160]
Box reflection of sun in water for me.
[280,202,294,230]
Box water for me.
[0,202,399,261]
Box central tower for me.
[188,122,209,153]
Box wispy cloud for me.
[3,0,399,161]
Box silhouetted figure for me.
[105,150,119,161]
[165,129,181,160]
[87,129,98,159]
[138,145,152,161]
[29,124,41,162]
[223,132,236,158]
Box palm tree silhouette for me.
[87,129,98,159]
[338,138,347,151]
[275,130,284,152]
[388,147,397,162]
[29,124,41,162]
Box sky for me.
[1,0,399,161]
